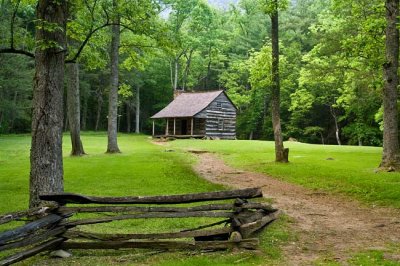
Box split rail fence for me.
[0,187,278,265]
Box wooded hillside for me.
[0,0,390,146]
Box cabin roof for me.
[151,90,228,119]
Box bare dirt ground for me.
[192,152,400,265]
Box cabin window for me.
[216,102,222,109]
[218,119,225,131]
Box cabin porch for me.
[152,117,206,138]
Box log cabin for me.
[151,90,237,139]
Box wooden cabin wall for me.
[196,93,236,139]
[194,118,206,135]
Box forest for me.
[0,0,389,146]
[1,0,400,264]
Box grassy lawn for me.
[169,140,400,208]
[1,134,399,265]
[0,133,291,265]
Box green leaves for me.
[259,0,289,15]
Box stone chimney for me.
[174,89,184,99]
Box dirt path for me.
[192,152,400,265]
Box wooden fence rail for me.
[40,187,263,204]
[0,188,278,266]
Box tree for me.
[261,0,289,162]
[106,0,121,153]
[66,62,85,156]
[295,0,384,146]
[380,0,400,170]
[0,54,33,133]
[30,0,67,207]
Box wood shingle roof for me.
[151,90,224,119]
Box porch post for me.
[173,118,176,135]
[191,118,194,135]
[166,119,169,136]
[152,120,155,136]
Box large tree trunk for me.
[66,62,85,156]
[30,0,67,208]
[135,86,140,133]
[270,4,288,163]
[106,2,121,153]
[380,0,400,170]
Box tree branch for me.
[66,23,111,63]
[10,0,21,49]
[0,48,34,58]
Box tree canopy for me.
[0,0,397,150]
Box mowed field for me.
[0,133,289,265]
[0,133,399,265]
[170,139,400,208]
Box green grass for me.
[1,134,399,265]
[0,133,290,265]
[169,139,400,208]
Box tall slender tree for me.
[261,0,289,162]
[66,62,85,156]
[135,85,140,133]
[380,0,400,170]
[106,0,121,153]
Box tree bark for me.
[95,89,103,131]
[270,4,288,163]
[125,103,132,133]
[9,91,18,130]
[66,62,85,156]
[30,0,67,207]
[205,45,212,90]
[135,85,140,133]
[126,103,131,133]
[182,49,194,91]
[380,0,400,170]
[106,1,121,153]
[81,90,88,131]
[330,105,341,145]
[174,58,179,90]
[170,60,174,90]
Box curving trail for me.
[192,152,400,265]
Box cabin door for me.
[181,119,188,135]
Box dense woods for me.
[0,0,400,205]
[0,0,392,146]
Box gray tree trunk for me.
[66,62,85,156]
[81,94,88,131]
[182,49,194,91]
[135,86,140,133]
[330,106,341,145]
[106,2,121,153]
[380,0,400,169]
[270,4,288,163]
[126,103,131,133]
[95,89,103,131]
[30,0,67,208]
[170,60,174,90]
[174,59,179,90]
